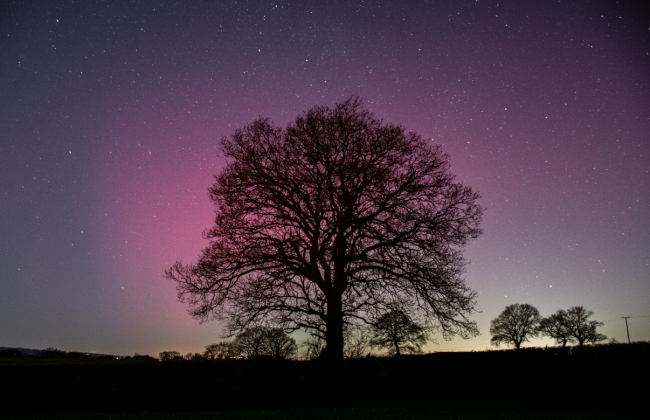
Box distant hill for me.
[0,346,123,359]
[0,347,41,356]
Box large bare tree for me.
[165,97,483,360]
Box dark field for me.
[1,400,646,420]
[1,343,647,418]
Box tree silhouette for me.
[204,341,241,360]
[165,97,483,359]
[369,309,429,356]
[538,310,573,347]
[234,326,297,359]
[301,335,326,360]
[233,327,267,358]
[563,306,607,346]
[159,350,181,361]
[184,352,204,360]
[261,328,298,359]
[490,304,542,349]
[343,325,372,358]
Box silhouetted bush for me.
[159,351,181,361]
[132,353,157,361]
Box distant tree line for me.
[0,347,129,360]
[0,348,23,358]
[0,304,614,362]
[490,304,607,349]
[0,347,93,359]
[156,311,432,362]
[158,327,299,362]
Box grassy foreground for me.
[0,400,644,420]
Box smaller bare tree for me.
[158,351,181,361]
[234,326,297,359]
[369,310,429,357]
[235,327,268,358]
[538,310,573,347]
[490,304,542,349]
[183,352,204,361]
[204,341,241,360]
[563,306,607,346]
[301,335,326,360]
[263,328,298,359]
[343,326,372,359]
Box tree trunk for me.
[323,295,344,360]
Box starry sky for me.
[1,0,649,356]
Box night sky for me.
[1,0,648,356]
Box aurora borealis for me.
[1,0,648,356]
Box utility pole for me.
[621,316,631,344]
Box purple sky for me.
[1,0,648,356]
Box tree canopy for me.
[203,341,240,360]
[369,309,429,356]
[490,304,542,349]
[538,306,606,347]
[235,326,298,359]
[159,350,181,361]
[562,306,607,346]
[165,97,483,359]
[538,310,573,347]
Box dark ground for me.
[1,342,647,415]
